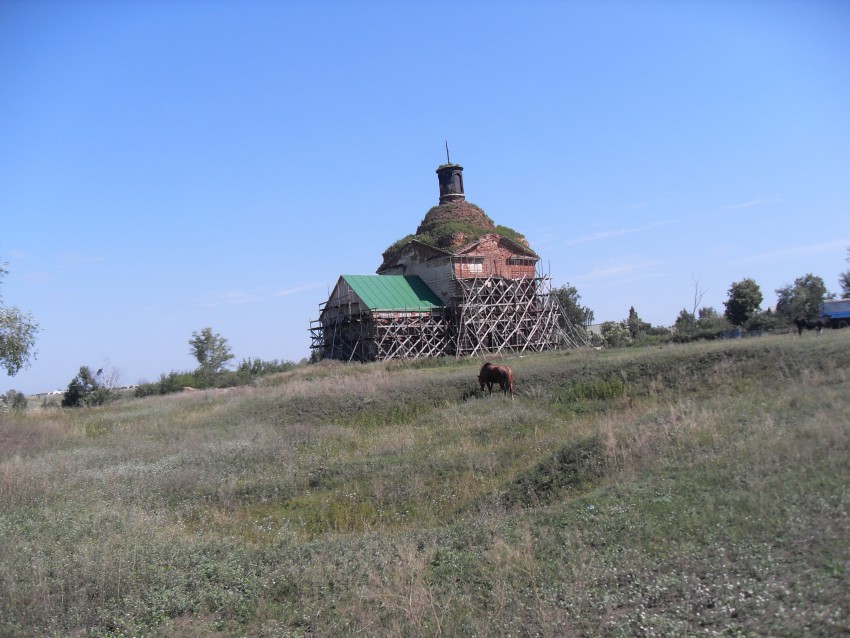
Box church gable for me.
[454,233,539,279]
[458,233,538,259]
[377,240,453,275]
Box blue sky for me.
[2,0,849,394]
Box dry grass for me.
[1,333,849,636]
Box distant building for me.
[310,160,586,362]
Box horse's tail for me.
[507,368,514,399]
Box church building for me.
[310,160,581,362]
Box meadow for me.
[1,333,848,637]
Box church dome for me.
[415,200,496,250]
[379,158,533,268]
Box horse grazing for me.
[794,317,828,336]
[478,362,514,399]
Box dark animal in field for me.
[794,317,828,336]
[478,362,514,399]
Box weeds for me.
[1,333,848,636]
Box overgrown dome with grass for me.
[380,163,533,264]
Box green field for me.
[1,333,848,637]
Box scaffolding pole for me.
[453,275,589,357]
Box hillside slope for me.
[1,334,848,636]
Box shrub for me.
[134,371,197,397]
[1,389,27,412]
[599,321,632,348]
[235,357,295,377]
[134,359,298,398]
[746,309,788,332]
[61,366,112,407]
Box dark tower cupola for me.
[436,163,465,204]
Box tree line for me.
[3,249,850,410]
[554,247,850,348]
[60,327,299,407]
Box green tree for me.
[599,321,632,348]
[0,262,40,376]
[62,366,110,408]
[189,327,234,375]
[839,248,850,298]
[746,308,784,332]
[696,307,729,331]
[552,284,594,329]
[626,306,652,338]
[673,306,732,342]
[598,308,670,348]
[1,389,27,412]
[775,274,830,320]
[724,279,763,326]
[674,309,696,334]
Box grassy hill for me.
[1,334,848,637]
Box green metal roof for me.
[341,275,444,311]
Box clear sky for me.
[2,0,849,395]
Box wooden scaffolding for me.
[452,274,588,357]
[310,274,588,362]
[310,307,452,363]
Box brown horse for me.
[478,362,514,399]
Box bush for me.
[1,389,27,412]
[599,321,632,348]
[134,359,298,398]
[61,366,112,408]
[598,309,672,349]
[670,306,736,343]
[671,328,723,343]
[746,309,788,332]
[234,357,295,377]
[134,371,198,397]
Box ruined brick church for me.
[310,160,584,362]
